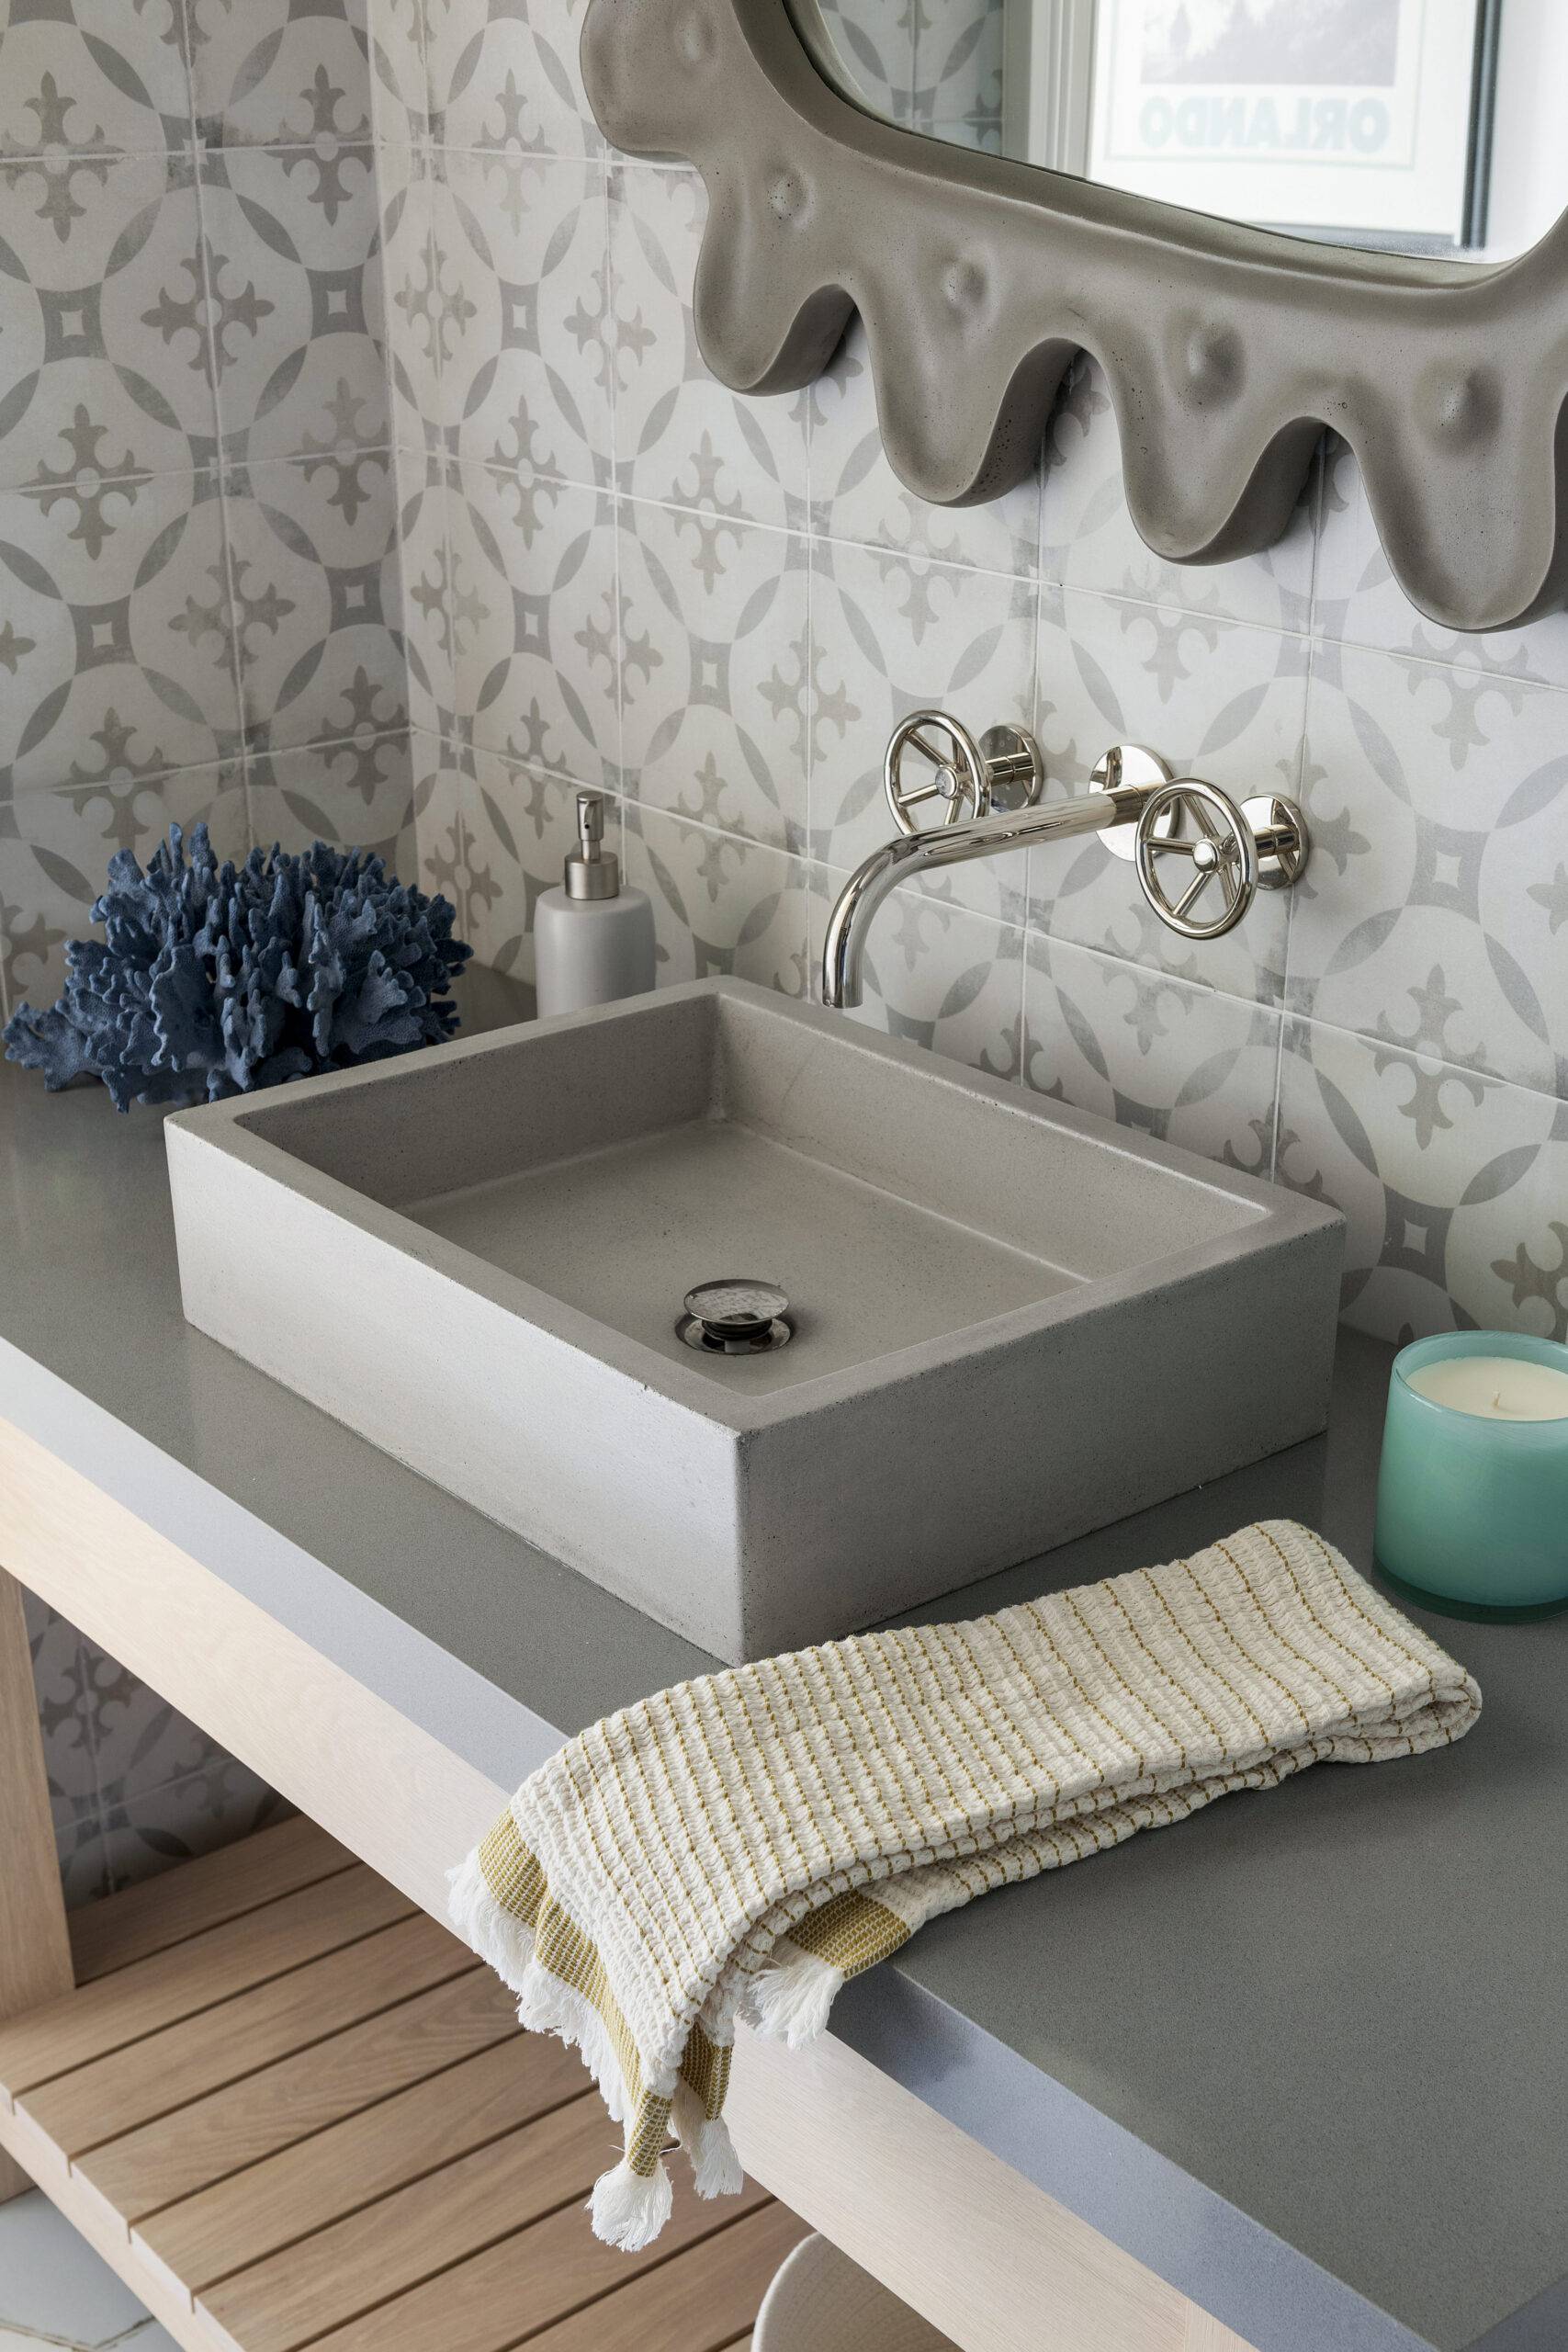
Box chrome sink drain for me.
[678,1278,793,1356]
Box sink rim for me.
[167,977,1342,1439]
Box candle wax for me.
[1404,1354,1568,1421]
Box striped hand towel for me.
[449,1519,1480,2249]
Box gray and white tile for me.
[446,460,618,782]
[224,450,404,753]
[609,164,809,533]
[619,499,808,853]
[425,0,599,156]
[808,316,1041,582]
[1024,932,1282,1173]
[1041,355,1319,636]
[808,534,1037,921]
[435,149,611,486]
[1278,1016,1568,1343]
[1287,639,1567,1098]
[631,804,810,997]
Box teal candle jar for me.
[1375,1330,1568,1620]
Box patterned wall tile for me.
[808,860,1024,1078]
[0,760,244,1010]
[1041,356,1318,637]
[609,164,809,533]
[411,723,475,921]
[435,149,610,485]
[393,447,452,730]
[202,142,388,465]
[457,746,583,978]
[248,729,415,870]
[1024,932,1281,1171]
[808,317,1041,582]
[0,0,190,160]
[1314,437,1568,694]
[97,1764,290,1892]
[446,458,618,781]
[425,0,599,157]
[809,534,1037,922]
[81,1633,233,1804]
[1278,1016,1568,1344]
[1030,581,1306,1005]
[27,1595,98,1826]
[619,499,807,854]
[0,469,241,799]
[367,0,429,143]
[378,142,442,448]
[1289,640,1568,1100]
[188,0,371,149]
[0,150,217,488]
[629,803,810,996]
[223,449,404,752]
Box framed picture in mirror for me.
[1085,0,1501,250]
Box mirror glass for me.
[798,0,1568,262]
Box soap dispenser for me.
[534,792,656,1019]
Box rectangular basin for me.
[166,978,1344,1660]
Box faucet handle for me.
[1132,778,1310,941]
[884,708,1044,838]
[1134,778,1259,941]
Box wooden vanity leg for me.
[0,1566,74,2201]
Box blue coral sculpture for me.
[3,822,472,1113]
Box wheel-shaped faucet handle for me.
[884,708,1044,838]
[1134,778,1260,941]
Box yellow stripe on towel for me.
[449,1519,1481,2251]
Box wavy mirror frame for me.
[581,0,1568,632]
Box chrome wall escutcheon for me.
[1243,795,1313,890]
[885,709,1044,837]
[1091,745,1174,861]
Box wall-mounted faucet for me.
[820,718,1311,1010]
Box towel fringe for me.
[671,2075,746,2199]
[445,1851,536,1994]
[749,1943,844,2047]
[589,2156,673,2252]
[516,1956,632,2123]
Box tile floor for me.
[0,2193,175,2352]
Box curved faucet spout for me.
[821,781,1157,1009]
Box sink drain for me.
[678,1278,793,1357]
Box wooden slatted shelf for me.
[0,1819,807,2352]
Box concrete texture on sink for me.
[166,979,1344,1659]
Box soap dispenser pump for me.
[533,792,656,1019]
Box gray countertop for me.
[1,980,1560,2352]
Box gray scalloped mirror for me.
[581,0,1568,632]
[795,0,1564,263]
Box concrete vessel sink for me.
[167,978,1344,1660]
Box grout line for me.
[603,163,626,807]
[188,183,254,828]
[0,447,396,505]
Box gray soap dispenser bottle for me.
[533,792,656,1019]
